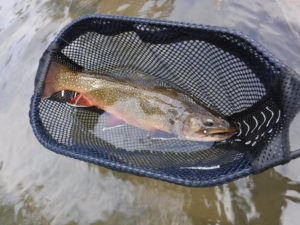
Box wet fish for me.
[42,62,237,142]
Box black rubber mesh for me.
[59,31,266,115]
[41,27,260,169]
[40,18,275,166]
[30,15,299,186]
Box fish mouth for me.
[206,127,237,135]
[200,127,237,141]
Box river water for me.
[1,0,300,224]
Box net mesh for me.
[30,15,299,186]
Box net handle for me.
[290,149,300,160]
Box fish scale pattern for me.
[30,15,300,187]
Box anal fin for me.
[67,93,94,107]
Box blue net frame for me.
[30,15,300,187]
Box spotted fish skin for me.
[42,62,237,142]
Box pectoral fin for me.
[149,130,178,140]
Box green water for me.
[1,0,300,224]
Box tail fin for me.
[41,62,62,99]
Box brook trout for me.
[42,62,237,142]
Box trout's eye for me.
[204,119,214,127]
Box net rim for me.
[54,14,286,70]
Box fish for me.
[41,62,237,142]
